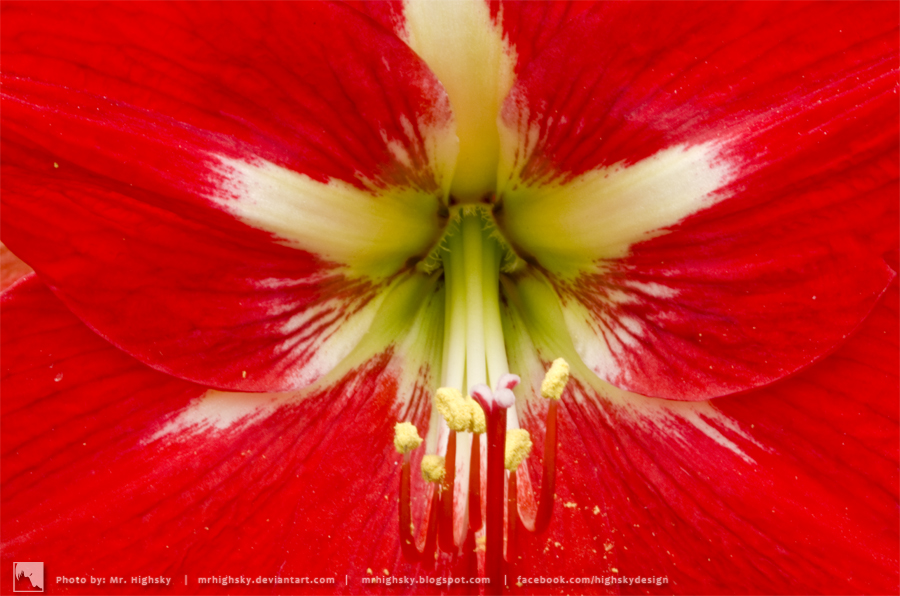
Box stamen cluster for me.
[394,360,569,592]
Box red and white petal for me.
[505,276,898,594]
[496,2,898,399]
[1,274,453,594]
[353,0,602,203]
[1,2,457,391]
[354,0,517,202]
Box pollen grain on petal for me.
[421,454,446,484]
[434,387,471,432]
[504,428,532,471]
[467,397,486,434]
[541,358,570,400]
[393,422,423,454]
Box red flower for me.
[1,2,897,594]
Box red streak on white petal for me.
[151,390,284,438]
[604,380,762,465]
[209,155,445,278]
[398,0,516,202]
[498,141,738,275]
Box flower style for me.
[1,1,898,594]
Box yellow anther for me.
[435,387,471,432]
[467,397,486,433]
[421,455,446,484]
[393,422,423,455]
[504,429,533,471]
[540,358,570,401]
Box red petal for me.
[497,2,898,399]
[1,2,455,391]
[2,2,453,191]
[489,1,596,75]
[1,275,459,593]
[510,281,898,594]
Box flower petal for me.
[354,0,599,203]
[0,243,32,291]
[1,274,455,592]
[355,0,518,202]
[1,2,457,391]
[504,274,898,593]
[496,2,898,399]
